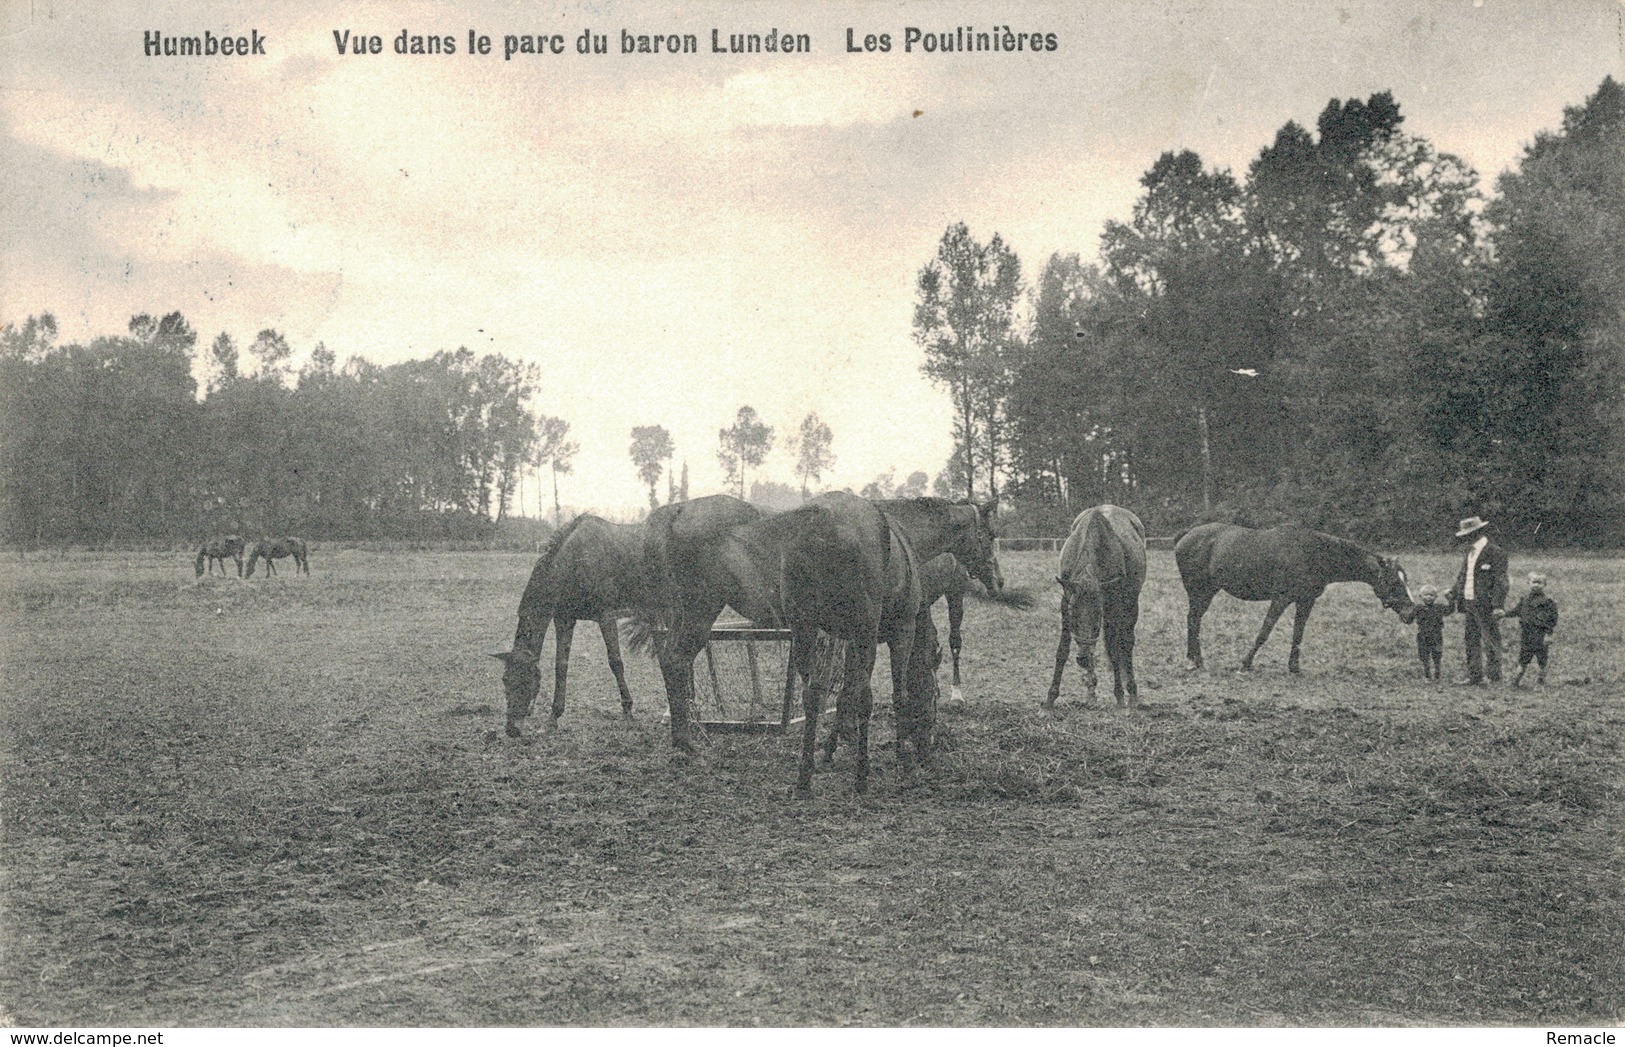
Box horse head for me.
[960,499,1005,594]
[1057,571,1104,692]
[1372,555,1416,617]
[491,648,541,737]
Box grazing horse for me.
[245,537,310,578]
[1176,523,1415,673]
[1046,505,1148,708]
[643,494,1000,796]
[493,514,662,735]
[195,534,246,578]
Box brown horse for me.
[492,514,664,735]
[245,537,309,577]
[1175,523,1415,673]
[195,534,246,578]
[1046,505,1148,708]
[643,494,999,796]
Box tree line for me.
[0,316,568,544]
[5,80,1617,547]
[917,79,1623,546]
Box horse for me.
[245,537,310,578]
[1175,522,1415,674]
[1046,505,1148,708]
[642,494,1000,796]
[194,534,246,578]
[816,551,969,766]
[492,514,663,734]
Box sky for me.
[1,0,1619,517]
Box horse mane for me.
[536,515,589,570]
[520,516,595,609]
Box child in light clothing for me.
[1408,585,1452,681]
[1499,572,1559,687]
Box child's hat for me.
[1419,584,1438,599]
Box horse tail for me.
[194,544,206,578]
[621,614,660,657]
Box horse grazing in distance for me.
[492,514,666,735]
[1046,505,1148,708]
[195,534,246,578]
[1175,522,1415,674]
[245,537,310,578]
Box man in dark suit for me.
[1448,515,1509,685]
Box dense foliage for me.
[925,80,1623,546]
[0,316,547,543]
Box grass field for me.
[1,546,1621,1026]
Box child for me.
[1499,572,1559,687]
[1408,585,1452,681]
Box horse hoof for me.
[1185,661,1201,673]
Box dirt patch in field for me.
[2,550,1621,1025]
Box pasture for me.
[1,547,1621,1026]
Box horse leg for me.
[1046,592,1073,708]
[1287,594,1319,674]
[550,618,575,725]
[1120,604,1141,707]
[888,618,920,772]
[658,619,711,755]
[1185,587,1216,670]
[818,638,848,765]
[1104,617,1127,707]
[600,618,634,715]
[794,627,826,798]
[1242,598,1291,670]
[848,642,878,794]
